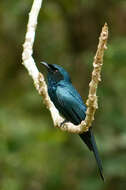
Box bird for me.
[41,62,104,181]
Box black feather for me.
[80,128,104,181]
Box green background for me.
[0,0,126,189]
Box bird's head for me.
[41,62,71,83]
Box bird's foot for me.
[60,120,68,127]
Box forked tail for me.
[79,128,104,181]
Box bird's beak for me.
[41,61,50,70]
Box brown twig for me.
[80,23,108,132]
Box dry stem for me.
[22,0,108,134]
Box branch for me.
[81,23,108,131]
[22,0,108,134]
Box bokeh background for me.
[0,0,126,190]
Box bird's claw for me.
[60,120,68,127]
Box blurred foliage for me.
[0,0,126,189]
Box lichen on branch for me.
[22,0,108,134]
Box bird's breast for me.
[48,85,57,102]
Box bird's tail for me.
[79,128,104,181]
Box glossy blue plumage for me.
[42,62,104,181]
[48,81,86,125]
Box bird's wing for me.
[56,84,86,124]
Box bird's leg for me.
[60,120,68,127]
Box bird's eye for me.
[55,69,58,73]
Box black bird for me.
[41,62,104,181]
